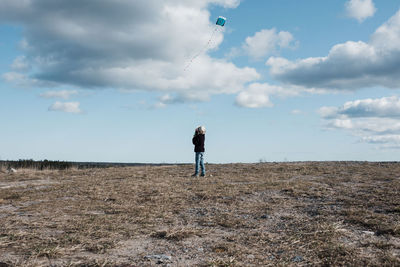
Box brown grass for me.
[0,162,399,266]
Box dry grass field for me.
[0,162,399,266]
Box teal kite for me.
[216,16,226,27]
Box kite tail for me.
[184,27,219,72]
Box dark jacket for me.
[192,134,205,152]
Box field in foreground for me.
[0,162,399,266]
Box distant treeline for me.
[0,159,186,170]
[0,159,73,170]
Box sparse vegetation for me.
[0,159,73,170]
[0,162,399,266]
[0,160,176,171]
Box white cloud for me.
[40,90,78,100]
[362,135,400,144]
[77,56,259,97]
[2,72,30,85]
[318,106,339,119]
[48,101,82,114]
[11,55,30,72]
[243,29,296,60]
[319,96,400,149]
[235,82,301,108]
[319,96,400,119]
[2,72,53,88]
[345,0,376,22]
[236,88,273,108]
[291,109,303,115]
[267,9,400,90]
[159,91,210,104]
[0,0,260,105]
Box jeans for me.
[195,152,205,175]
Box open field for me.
[0,162,399,266]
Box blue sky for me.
[1,0,400,163]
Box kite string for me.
[184,26,219,71]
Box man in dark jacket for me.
[192,126,206,177]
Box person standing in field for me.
[192,126,206,177]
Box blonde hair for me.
[197,126,206,134]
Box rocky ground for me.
[0,162,399,266]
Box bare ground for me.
[0,162,399,266]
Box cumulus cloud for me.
[243,29,296,60]
[48,101,82,114]
[235,82,301,108]
[0,0,261,104]
[40,90,78,100]
[345,0,376,22]
[319,96,400,148]
[267,9,400,90]
[236,86,274,108]
[320,96,400,119]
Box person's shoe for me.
[191,173,199,177]
[200,173,206,177]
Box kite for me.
[216,16,226,27]
[184,16,227,71]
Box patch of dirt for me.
[0,162,399,266]
[0,179,58,190]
